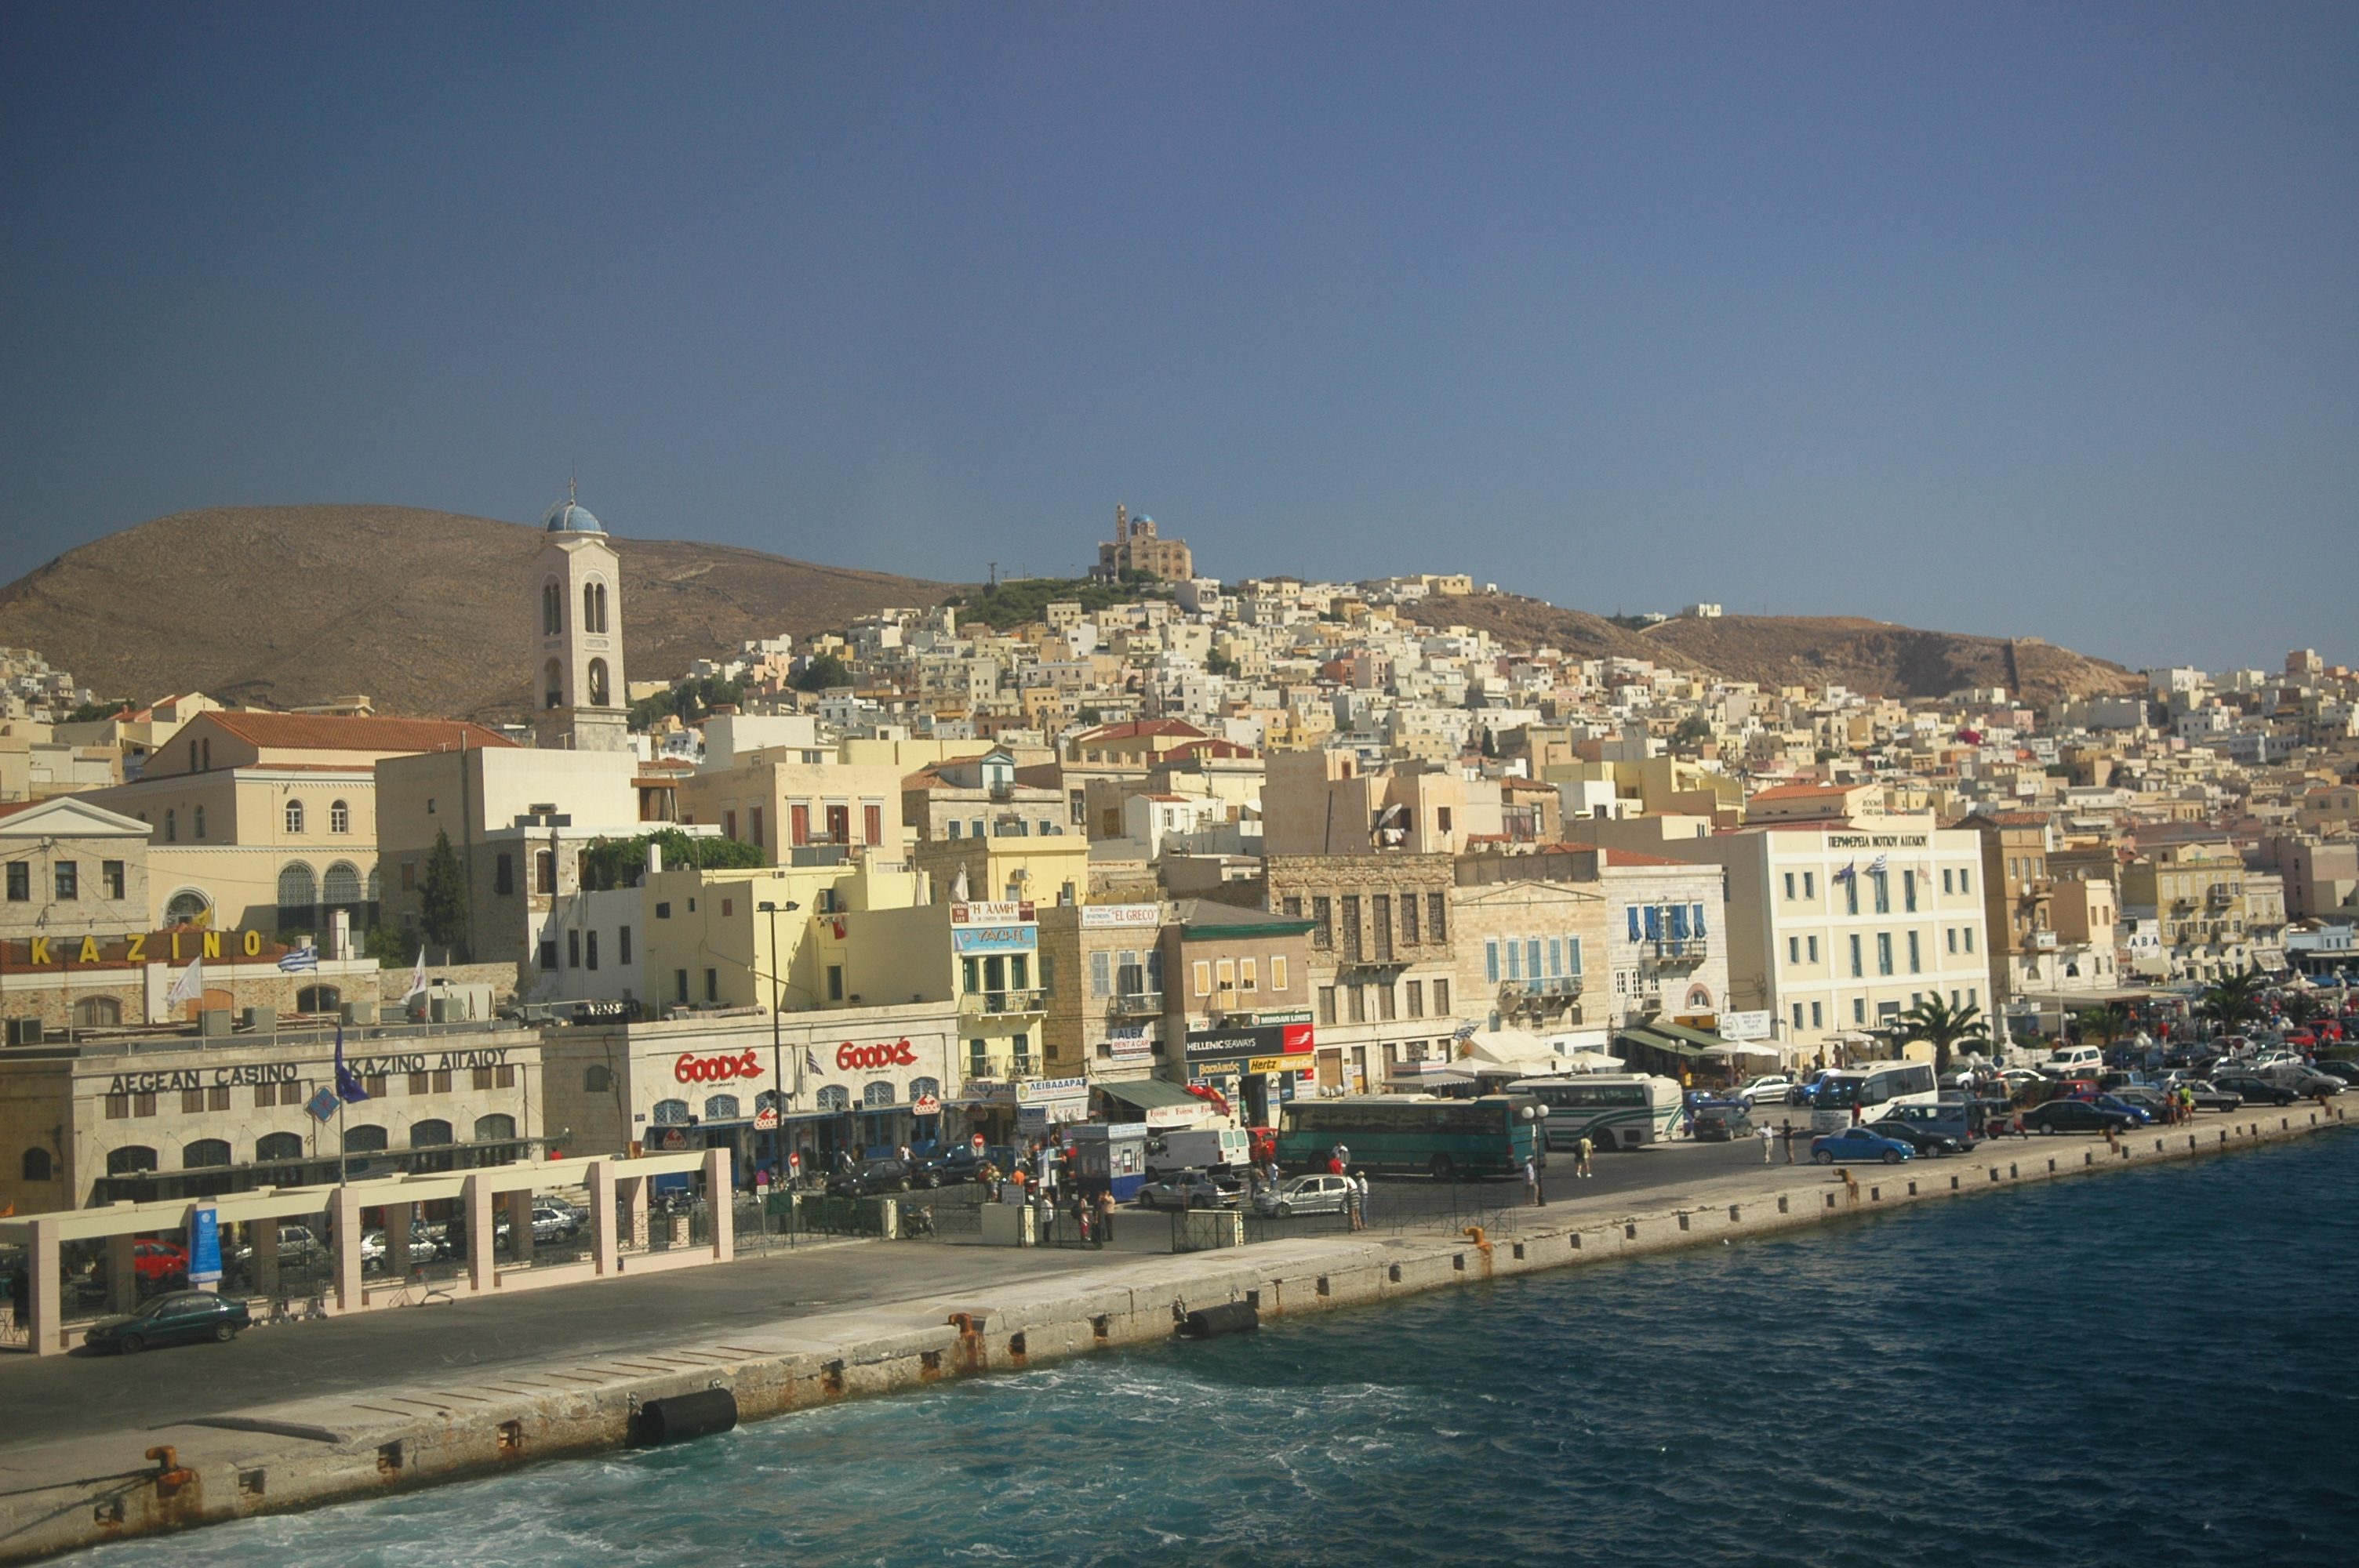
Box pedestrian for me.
[1780,1119,1796,1164]
[1757,1121,1774,1164]
[1523,1156,1539,1207]
[1346,1170,1365,1232]
[1354,1169,1371,1226]
[1096,1185,1117,1245]
[1574,1134,1594,1178]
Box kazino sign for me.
[674,1049,765,1083]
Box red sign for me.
[972,1134,985,1152]
[660,1128,687,1150]
[788,1152,801,1172]
[674,1049,765,1084]
[912,1094,941,1116]
[836,1039,918,1070]
[754,1107,779,1131]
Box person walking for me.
[1574,1134,1594,1178]
[1757,1121,1775,1163]
[1354,1169,1372,1227]
[1523,1156,1540,1207]
[1780,1119,1796,1164]
[1346,1171,1365,1231]
[1096,1185,1117,1245]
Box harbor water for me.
[85,1136,2359,1566]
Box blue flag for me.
[334,1025,369,1103]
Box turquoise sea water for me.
[87,1137,2359,1566]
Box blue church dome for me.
[543,492,605,533]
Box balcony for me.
[1642,937,1709,965]
[1499,975,1584,1006]
[1108,990,1165,1017]
[960,989,1049,1018]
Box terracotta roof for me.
[1747,782,1860,802]
[1603,848,1694,868]
[201,712,518,752]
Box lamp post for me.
[758,899,800,1182]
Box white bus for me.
[1506,1074,1683,1152]
[1805,1060,1941,1134]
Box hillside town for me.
[1,495,2354,1226]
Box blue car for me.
[1810,1127,1914,1165]
[2091,1094,2155,1125]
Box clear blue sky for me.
[4,3,2353,673]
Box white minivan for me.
[2042,1044,2105,1077]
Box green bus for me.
[1276,1095,1546,1181]
[1506,1075,1683,1152]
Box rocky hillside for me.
[0,505,961,721]
[1405,595,2141,703]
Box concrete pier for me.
[0,1103,2346,1564]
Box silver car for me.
[1252,1174,1354,1218]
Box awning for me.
[1095,1079,1202,1112]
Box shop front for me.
[1183,1018,1316,1130]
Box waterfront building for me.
[0,1018,546,1214]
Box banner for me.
[952,925,1038,954]
[1183,1022,1315,1065]
[1081,904,1161,929]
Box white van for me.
[2042,1044,2105,1077]
[1143,1127,1249,1176]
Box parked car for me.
[1690,1104,1755,1142]
[530,1204,582,1242]
[359,1222,444,1272]
[2105,1086,2173,1120]
[2023,1098,2140,1134]
[1736,1075,1797,1106]
[922,1145,1018,1185]
[1810,1127,1914,1165]
[1136,1170,1242,1210]
[2211,1073,2300,1107]
[84,1290,250,1354]
[1252,1174,1354,1218]
[127,1240,189,1284]
[230,1225,318,1268]
[2176,1080,2243,1112]
[826,1158,913,1197]
[1865,1118,1964,1157]
[2091,1094,2156,1125]
[2312,1059,2359,1087]
[2263,1067,2345,1098]
[2042,1044,2107,1077]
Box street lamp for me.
[758,900,801,1182]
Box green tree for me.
[2197,964,2270,1035]
[580,828,767,891]
[362,924,413,966]
[1671,714,1714,750]
[419,829,469,960]
[2279,991,2323,1027]
[2075,1002,2131,1047]
[793,653,852,692]
[1894,993,1990,1076]
[1479,727,1499,759]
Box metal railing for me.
[1645,938,1708,964]
[961,989,1049,1016]
[1109,990,1165,1016]
[1500,975,1584,999]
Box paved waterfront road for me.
[0,1136,1877,1450]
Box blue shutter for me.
[1642,906,1661,941]
[1627,906,1641,942]
[1485,941,1499,983]
[1568,936,1582,975]
[1692,903,1707,937]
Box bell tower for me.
[529,481,631,752]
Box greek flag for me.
[278,940,318,973]
[1452,1020,1481,1041]
[1868,853,1888,876]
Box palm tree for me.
[2197,964,2270,1036]
[2075,1002,2132,1047]
[1895,994,1991,1076]
[2279,991,2323,1028]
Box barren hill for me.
[1405,595,2141,704]
[0,506,960,721]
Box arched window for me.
[1685,985,1714,1010]
[595,581,609,632]
[322,861,363,914]
[704,1094,740,1121]
[543,580,563,636]
[106,1145,157,1176]
[409,1120,453,1148]
[863,1080,896,1109]
[545,658,564,710]
[296,984,340,1013]
[165,890,210,927]
[474,1114,516,1142]
[816,1085,850,1113]
[908,1076,940,1104]
[285,799,305,834]
[343,1124,389,1153]
[164,808,176,844]
[21,1148,53,1181]
[585,1065,612,1093]
[587,658,610,706]
[73,996,122,1028]
[277,862,317,927]
[256,1132,303,1163]
[583,579,609,634]
[650,1098,689,1125]
[194,804,205,838]
[184,1138,231,1169]
[329,800,350,834]
[366,866,380,906]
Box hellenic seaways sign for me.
[1183,1022,1314,1065]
